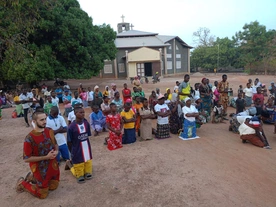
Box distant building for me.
[100,19,192,79]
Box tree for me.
[0,0,117,83]
[193,27,215,47]
[235,21,276,74]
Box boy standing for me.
[236,93,246,114]
[46,106,70,164]
[66,107,93,183]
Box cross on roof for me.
[130,24,134,30]
[121,15,125,23]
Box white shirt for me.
[46,115,67,146]
[68,111,76,123]
[27,92,33,99]
[174,85,179,92]
[243,87,253,97]
[154,103,169,125]
[71,97,82,106]
[19,93,32,109]
[51,97,59,108]
[88,91,94,101]
[165,100,171,105]
[182,105,198,122]
[238,122,255,135]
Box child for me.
[14,91,23,117]
[174,81,180,93]
[164,93,171,105]
[90,105,106,136]
[106,103,123,150]
[133,96,143,135]
[212,101,226,123]
[44,95,54,115]
[238,85,243,95]
[140,98,156,141]
[253,87,265,106]
[80,88,88,108]
[46,106,70,164]
[131,87,140,104]
[66,107,92,183]
[235,93,246,114]
[71,92,82,107]
[68,102,83,125]
[121,102,136,144]
[154,95,171,139]
[101,96,111,116]
[103,86,111,98]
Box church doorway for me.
[144,62,152,77]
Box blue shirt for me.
[55,88,63,98]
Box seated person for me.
[238,117,271,149]
[89,105,106,136]
[212,101,226,123]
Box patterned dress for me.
[218,81,229,111]
[168,102,183,134]
[106,113,123,150]
[140,107,154,140]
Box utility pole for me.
[217,44,220,71]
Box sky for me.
[77,0,276,47]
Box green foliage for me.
[191,22,276,73]
[0,0,117,83]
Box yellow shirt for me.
[14,96,20,102]
[120,109,135,129]
[168,93,172,101]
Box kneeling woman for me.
[179,97,200,140]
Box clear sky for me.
[77,0,276,47]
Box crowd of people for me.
[0,74,274,199]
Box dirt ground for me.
[1,73,276,207]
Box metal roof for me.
[157,35,193,48]
[115,36,170,48]
[117,30,158,38]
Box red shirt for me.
[122,89,131,103]
[252,93,264,105]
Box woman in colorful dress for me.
[106,103,123,150]
[94,85,103,98]
[111,91,123,113]
[168,93,183,134]
[199,78,212,116]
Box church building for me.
[100,17,192,79]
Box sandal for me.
[16,177,25,193]
[24,172,36,184]
[77,176,85,184]
[103,137,108,145]
[64,160,73,171]
[84,173,92,180]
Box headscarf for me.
[166,88,170,93]
[184,97,191,103]
[105,85,109,90]
[201,78,207,83]
[111,83,116,87]
[94,85,99,91]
